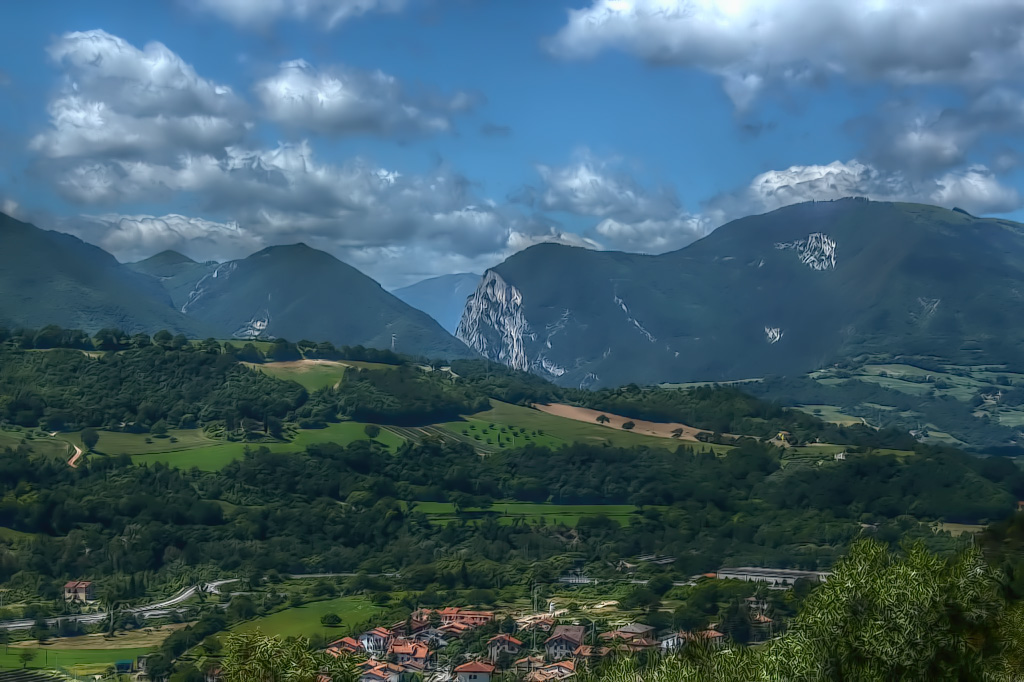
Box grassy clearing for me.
[131,421,404,470]
[441,401,723,454]
[0,428,75,458]
[794,405,865,426]
[233,596,379,639]
[935,522,986,537]
[66,429,214,456]
[244,361,348,392]
[0,646,152,673]
[409,500,642,526]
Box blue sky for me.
[2,0,1024,287]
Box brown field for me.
[533,403,724,441]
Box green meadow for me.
[233,596,380,639]
[409,500,643,526]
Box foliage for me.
[220,630,358,682]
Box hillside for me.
[0,213,210,336]
[392,272,480,333]
[457,199,1024,388]
[128,250,219,310]
[150,244,474,359]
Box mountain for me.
[457,199,1024,388]
[392,273,481,333]
[0,212,210,336]
[129,250,219,310]
[148,243,474,358]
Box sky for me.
[2,0,1024,288]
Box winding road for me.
[0,573,399,631]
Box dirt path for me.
[68,442,84,467]
[533,403,717,441]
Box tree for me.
[621,421,636,430]
[221,630,358,682]
[18,648,37,668]
[150,420,169,437]
[596,415,611,424]
[81,427,99,451]
[364,424,381,439]
[0,627,8,653]
[320,613,341,627]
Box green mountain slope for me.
[167,243,474,358]
[0,212,210,336]
[128,250,219,310]
[457,199,1024,388]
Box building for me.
[715,567,831,586]
[487,634,523,662]
[526,660,576,682]
[359,627,394,655]
[326,637,363,657]
[658,632,686,651]
[599,623,655,642]
[545,625,586,661]
[572,645,611,664]
[455,661,496,682]
[358,662,403,682]
[63,580,96,602]
[389,639,430,668]
[513,656,545,675]
[438,607,495,627]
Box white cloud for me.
[255,59,476,137]
[186,0,406,30]
[711,160,1022,220]
[74,213,261,263]
[31,30,246,160]
[549,0,1024,109]
[2,199,22,219]
[517,150,708,252]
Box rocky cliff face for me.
[456,270,534,370]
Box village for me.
[323,596,781,682]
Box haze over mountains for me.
[393,273,481,334]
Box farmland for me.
[0,646,152,675]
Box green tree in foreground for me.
[364,424,381,439]
[320,613,341,627]
[579,539,1024,682]
[80,427,99,451]
[221,630,358,682]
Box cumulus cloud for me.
[255,59,477,137]
[2,198,22,219]
[548,0,1024,109]
[31,30,246,161]
[55,142,599,286]
[515,151,709,252]
[708,160,1022,221]
[72,213,261,263]
[186,0,406,30]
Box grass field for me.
[233,596,379,639]
[11,626,188,651]
[131,422,404,470]
[440,401,725,454]
[0,428,75,459]
[935,522,986,537]
[0,646,152,673]
[794,405,865,426]
[244,361,348,392]
[66,429,215,456]
[410,500,643,526]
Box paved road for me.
[0,579,239,631]
[0,573,399,631]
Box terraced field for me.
[408,500,644,526]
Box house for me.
[439,607,495,627]
[455,660,496,682]
[487,633,523,662]
[527,660,576,682]
[64,580,96,602]
[203,667,222,682]
[658,632,686,651]
[327,637,363,657]
[358,662,403,682]
[612,638,656,654]
[411,628,449,649]
[389,639,430,668]
[513,656,545,674]
[599,623,655,643]
[572,645,611,664]
[545,625,586,661]
[439,621,474,638]
[359,627,394,655]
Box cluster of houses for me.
[328,604,774,682]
